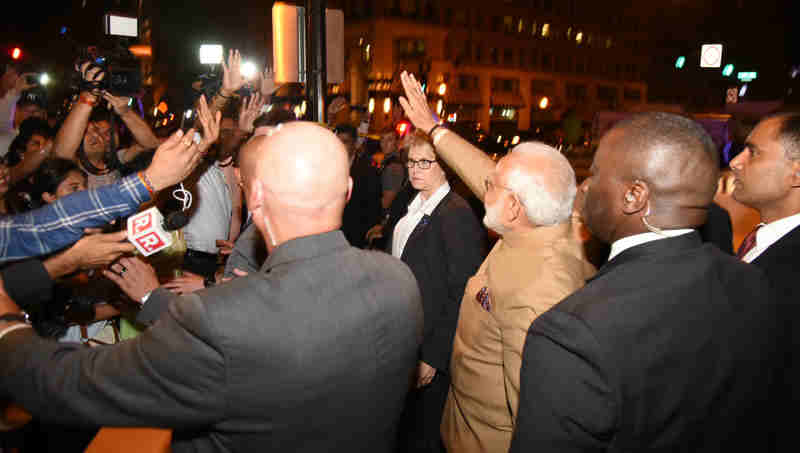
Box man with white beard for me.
[399,72,596,453]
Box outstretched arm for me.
[399,71,496,201]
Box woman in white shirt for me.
[389,131,486,453]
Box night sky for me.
[1,0,797,110]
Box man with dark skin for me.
[510,112,780,452]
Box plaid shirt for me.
[0,174,152,263]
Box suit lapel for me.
[752,224,800,266]
[400,192,452,262]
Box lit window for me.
[517,19,524,33]
[541,23,550,38]
[605,37,613,48]
[531,22,538,36]
[566,27,572,39]
[575,31,583,44]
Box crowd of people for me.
[0,45,797,453]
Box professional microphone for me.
[127,183,193,256]
[127,207,176,256]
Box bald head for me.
[239,122,352,248]
[613,112,718,209]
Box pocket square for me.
[476,286,492,312]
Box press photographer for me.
[51,60,160,189]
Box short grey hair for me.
[504,142,577,226]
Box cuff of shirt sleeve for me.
[0,260,54,308]
[140,291,152,305]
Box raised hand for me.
[103,256,160,303]
[102,91,132,115]
[195,94,222,155]
[257,66,283,96]
[13,72,38,94]
[398,71,439,134]
[238,93,265,133]
[76,62,106,100]
[143,127,205,192]
[220,49,245,95]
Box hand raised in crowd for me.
[144,95,221,191]
[76,61,105,100]
[196,94,222,154]
[102,91,132,115]
[162,270,205,295]
[220,49,245,96]
[398,71,439,134]
[416,361,437,388]
[238,93,265,133]
[257,66,283,97]
[12,72,38,94]
[103,256,160,303]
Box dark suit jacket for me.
[0,231,424,453]
[751,224,800,451]
[386,190,486,373]
[510,232,780,452]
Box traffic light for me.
[11,47,21,60]
[722,64,734,77]
[675,56,686,69]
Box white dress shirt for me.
[741,212,800,263]
[608,229,695,262]
[391,182,450,258]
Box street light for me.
[39,73,50,86]
[368,97,375,114]
[437,83,447,96]
[675,56,686,69]
[11,48,21,60]
[436,99,443,116]
[538,96,550,110]
[383,97,392,114]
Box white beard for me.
[483,199,508,235]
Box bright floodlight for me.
[39,73,50,86]
[241,61,258,80]
[199,44,223,65]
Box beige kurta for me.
[441,225,595,452]
[431,129,595,453]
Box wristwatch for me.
[0,311,30,324]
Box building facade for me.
[338,0,649,134]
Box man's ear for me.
[622,180,649,215]
[42,192,56,204]
[790,160,800,188]
[346,176,353,203]
[505,192,524,224]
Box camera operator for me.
[52,62,160,188]
[0,60,46,159]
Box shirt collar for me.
[261,230,349,273]
[407,182,450,216]
[751,212,800,257]
[608,229,695,262]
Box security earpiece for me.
[625,193,635,202]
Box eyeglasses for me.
[406,158,436,169]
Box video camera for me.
[69,14,142,97]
